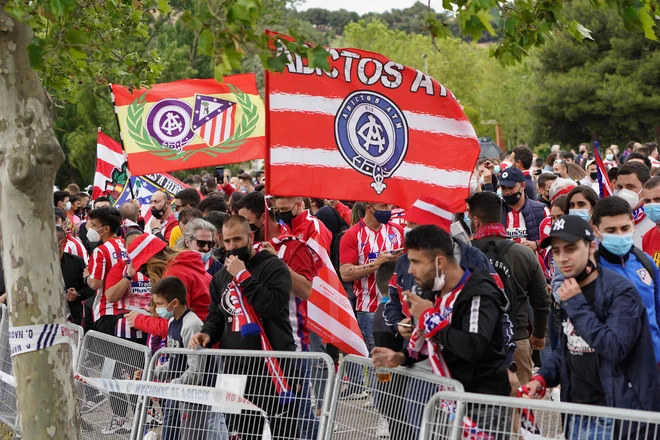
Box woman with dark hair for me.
[566,186,599,224]
[544,152,558,172]
[124,234,211,337]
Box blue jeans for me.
[309,331,328,410]
[540,308,560,365]
[569,416,613,440]
[297,358,320,439]
[346,312,375,390]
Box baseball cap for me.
[539,215,595,249]
[498,168,524,188]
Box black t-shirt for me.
[564,280,607,405]
[373,300,404,351]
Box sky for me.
[297,0,423,14]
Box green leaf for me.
[67,47,87,60]
[476,10,496,36]
[27,42,44,70]
[197,29,214,56]
[638,8,657,40]
[65,29,88,45]
[157,0,172,15]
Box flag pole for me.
[264,67,272,241]
[108,84,136,200]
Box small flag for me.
[593,142,613,198]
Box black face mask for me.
[554,172,562,178]
[590,171,598,180]
[250,223,264,242]
[574,259,596,283]
[502,190,522,206]
[228,245,251,264]
[151,207,165,220]
[277,209,295,226]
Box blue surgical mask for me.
[493,165,501,175]
[373,209,392,224]
[569,209,591,223]
[174,211,180,220]
[156,307,173,319]
[601,233,634,256]
[496,188,502,198]
[606,154,614,161]
[646,203,660,224]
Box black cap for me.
[499,168,524,187]
[540,215,595,249]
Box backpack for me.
[472,239,520,319]
[331,220,350,275]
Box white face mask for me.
[87,227,102,244]
[469,176,479,195]
[65,201,72,211]
[616,188,641,209]
[433,257,446,291]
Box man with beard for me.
[189,216,299,439]
[149,190,178,243]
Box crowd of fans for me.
[3,143,660,438]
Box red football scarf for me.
[473,223,508,240]
[228,271,294,402]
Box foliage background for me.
[51,0,660,187]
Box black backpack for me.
[331,221,350,275]
[472,239,520,319]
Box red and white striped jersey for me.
[89,237,127,321]
[651,157,660,169]
[291,209,332,253]
[340,221,404,312]
[602,159,616,170]
[505,210,527,243]
[64,234,88,263]
[106,261,151,339]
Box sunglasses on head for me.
[194,239,215,249]
[554,159,565,164]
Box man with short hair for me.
[275,196,333,253]
[579,160,600,193]
[647,142,660,168]
[77,192,90,219]
[54,190,71,220]
[524,215,659,429]
[56,208,89,263]
[67,194,83,230]
[189,216,298,438]
[537,173,558,208]
[616,161,655,248]
[560,151,575,164]
[205,211,229,262]
[67,183,80,194]
[238,173,255,193]
[198,196,229,217]
[468,191,549,390]
[513,145,536,201]
[78,196,111,253]
[149,190,178,242]
[589,196,660,366]
[57,226,95,325]
[499,167,550,250]
[552,159,569,179]
[372,224,511,397]
[642,176,660,265]
[340,202,403,355]
[170,188,202,245]
[627,152,653,169]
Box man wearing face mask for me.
[184,218,222,276]
[373,224,511,399]
[57,227,95,326]
[499,168,550,250]
[339,202,404,355]
[149,190,179,243]
[642,176,660,265]
[552,159,569,179]
[616,161,655,248]
[468,192,550,393]
[513,145,537,201]
[275,196,333,253]
[523,215,660,427]
[189,216,299,438]
[205,211,229,263]
[537,173,558,209]
[589,197,660,366]
[578,160,600,193]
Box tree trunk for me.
[0,5,82,439]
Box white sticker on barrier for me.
[74,373,272,439]
[0,370,15,387]
[9,323,79,357]
[101,358,116,380]
[213,374,247,414]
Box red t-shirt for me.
[161,214,179,242]
[105,261,151,338]
[642,227,660,268]
[340,220,404,312]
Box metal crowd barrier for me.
[0,305,17,432]
[324,354,464,440]
[74,330,151,440]
[135,348,335,440]
[420,389,660,440]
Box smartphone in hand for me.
[215,166,224,185]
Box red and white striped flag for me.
[92,130,127,200]
[593,142,613,198]
[265,32,480,213]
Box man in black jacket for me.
[57,227,95,325]
[467,192,550,391]
[189,215,297,439]
[373,225,510,434]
